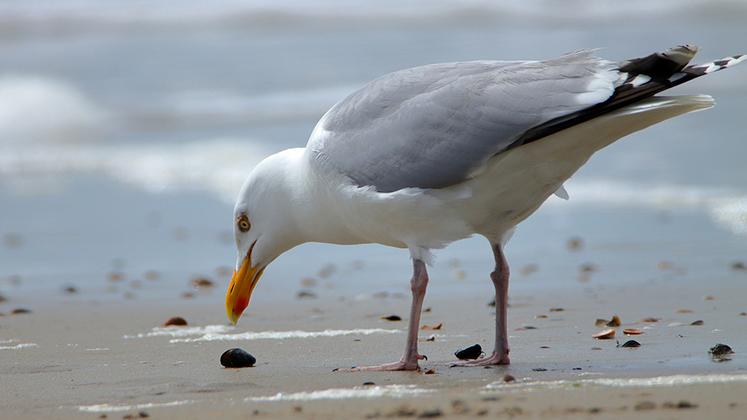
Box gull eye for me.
[237,214,251,233]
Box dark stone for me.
[11,308,31,315]
[709,344,734,357]
[620,340,641,348]
[163,317,188,327]
[220,348,256,368]
[454,344,482,360]
[381,315,402,321]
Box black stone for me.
[709,344,734,357]
[220,348,256,368]
[620,340,641,348]
[454,344,483,360]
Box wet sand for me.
[2,271,746,419]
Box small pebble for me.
[592,328,615,339]
[454,344,482,360]
[606,315,621,327]
[163,317,188,327]
[296,290,317,299]
[549,307,564,312]
[362,381,375,386]
[566,237,584,251]
[503,374,515,383]
[709,343,734,359]
[418,409,442,418]
[220,348,256,368]
[532,368,547,372]
[11,308,31,315]
[191,277,214,288]
[731,261,745,271]
[381,315,402,321]
[690,320,704,326]
[424,368,436,375]
[63,286,78,294]
[619,340,641,348]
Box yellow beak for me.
[225,244,265,325]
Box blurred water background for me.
[1,0,746,306]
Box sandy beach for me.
[2,260,746,419]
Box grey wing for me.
[306,50,619,192]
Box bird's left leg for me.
[452,242,511,366]
[337,259,429,372]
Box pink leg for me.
[338,259,429,372]
[454,243,510,366]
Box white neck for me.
[273,148,366,246]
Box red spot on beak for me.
[234,296,249,316]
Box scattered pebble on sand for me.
[690,320,704,326]
[532,368,547,372]
[623,328,643,335]
[677,308,694,313]
[300,277,317,287]
[709,343,734,361]
[641,317,660,323]
[662,401,698,409]
[606,315,621,327]
[296,290,317,299]
[424,368,436,375]
[519,264,538,276]
[731,261,746,271]
[566,237,584,251]
[704,295,716,301]
[0,293,6,303]
[619,340,641,348]
[317,263,337,279]
[657,261,673,270]
[11,308,31,315]
[362,381,375,386]
[421,323,442,330]
[144,270,160,281]
[592,329,615,339]
[503,374,515,383]
[418,408,442,418]
[454,344,482,360]
[549,307,564,312]
[163,317,188,327]
[3,233,23,248]
[62,285,78,294]
[108,272,124,282]
[191,277,214,288]
[487,299,496,307]
[536,314,548,319]
[381,315,402,321]
[181,292,194,299]
[220,348,256,368]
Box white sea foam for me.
[169,328,401,343]
[249,385,432,402]
[552,179,747,237]
[0,76,108,144]
[125,325,400,343]
[486,373,747,390]
[0,343,38,350]
[124,325,233,339]
[78,400,193,413]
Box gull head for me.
[225,149,306,325]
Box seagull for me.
[224,45,744,371]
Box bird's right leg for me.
[336,259,429,372]
[453,242,511,366]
